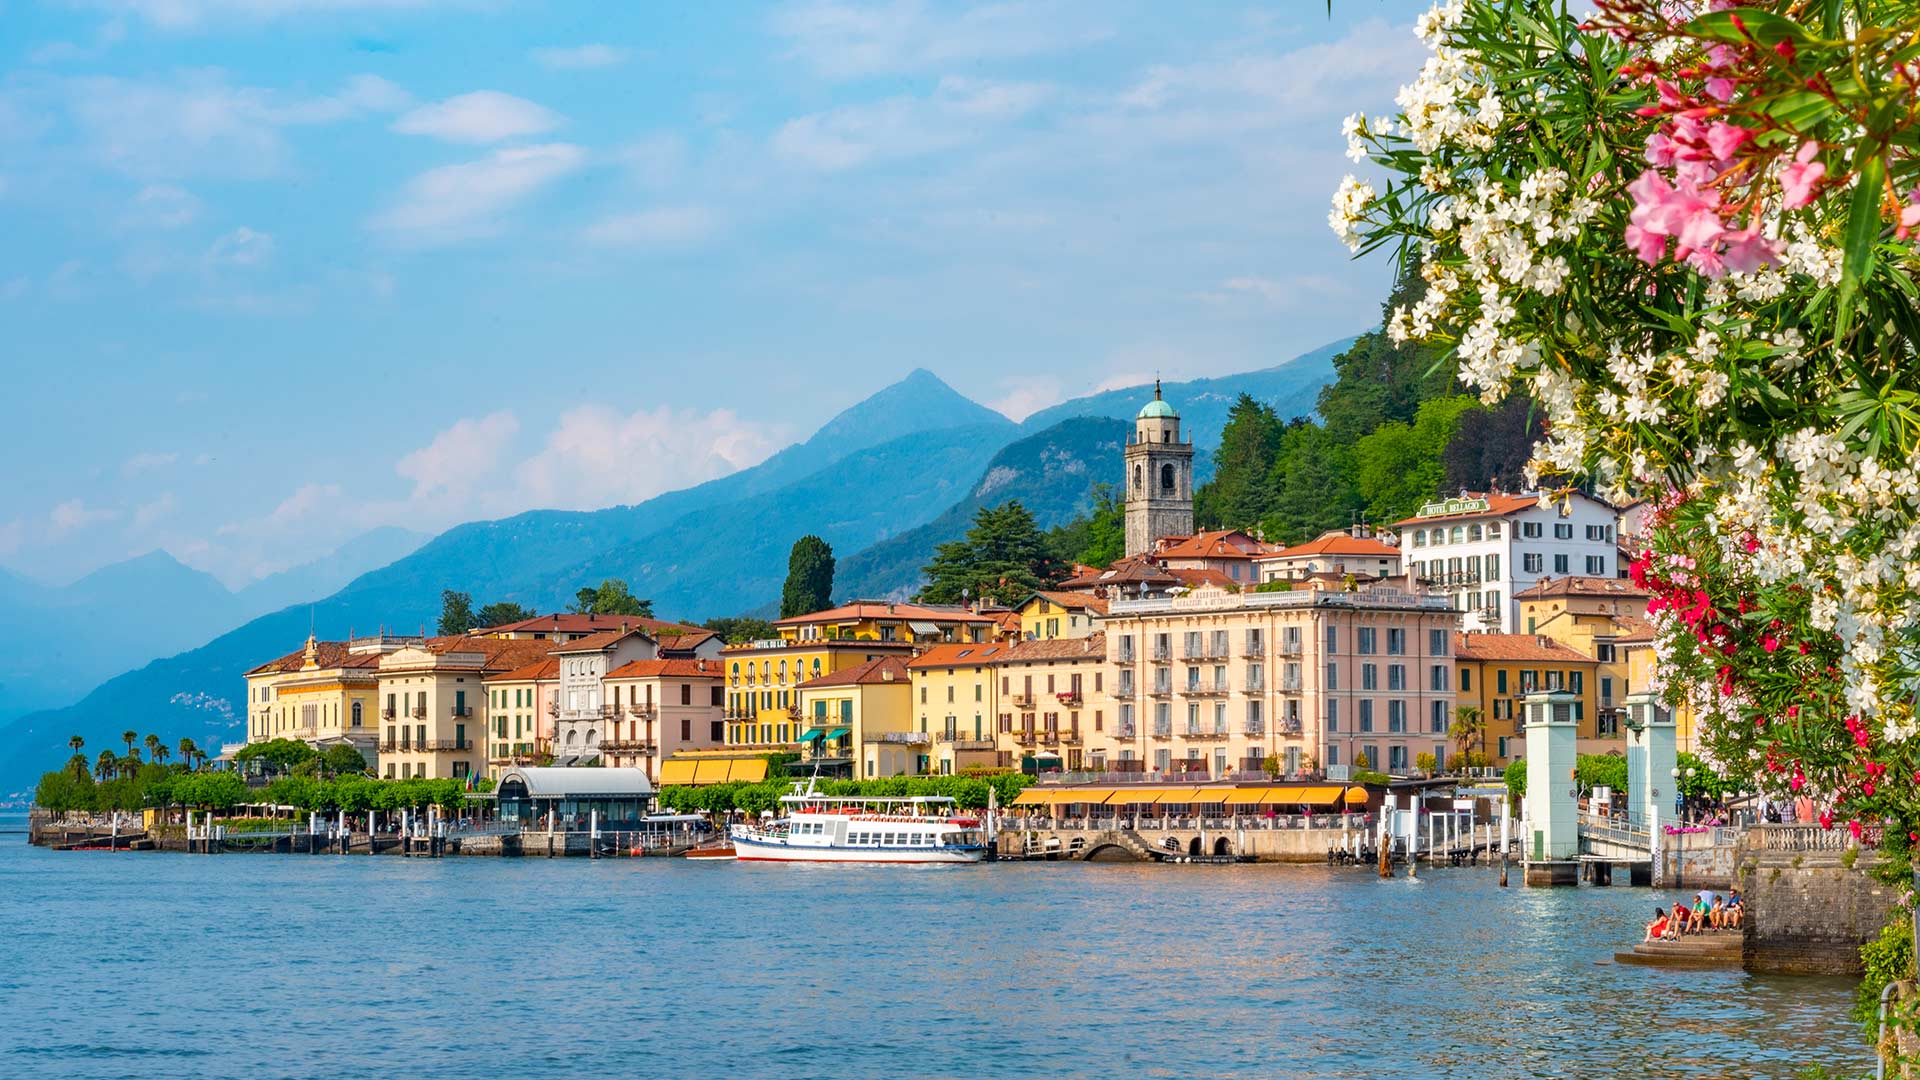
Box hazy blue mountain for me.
[0,552,245,725]
[235,527,430,615]
[825,341,1354,602]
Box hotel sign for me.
[1416,496,1490,518]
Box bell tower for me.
[1123,380,1194,557]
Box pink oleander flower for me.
[1762,634,1780,653]
[1821,810,1834,831]
[1850,819,1863,839]
[1704,76,1735,102]
[1790,771,1805,792]
[1706,121,1752,163]
[1780,142,1825,209]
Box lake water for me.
[0,817,1872,1080]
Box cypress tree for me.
[780,535,836,618]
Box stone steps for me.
[1614,931,1743,967]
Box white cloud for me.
[267,482,343,523]
[1218,274,1348,308]
[583,206,718,249]
[48,499,117,538]
[1093,371,1155,394]
[62,71,409,179]
[122,450,179,475]
[531,44,629,70]
[987,376,1062,422]
[371,143,584,243]
[514,405,779,511]
[772,76,1047,172]
[206,226,274,267]
[124,184,200,228]
[132,492,177,529]
[391,91,562,145]
[395,411,519,500]
[772,0,1107,80]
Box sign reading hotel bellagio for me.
[1415,496,1491,518]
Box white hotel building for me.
[1394,491,1620,634]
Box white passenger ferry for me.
[729,779,989,863]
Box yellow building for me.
[774,601,996,645]
[243,634,420,764]
[1515,575,1651,741]
[1618,628,1697,752]
[1453,633,1602,765]
[793,656,916,778]
[1012,591,1109,641]
[376,636,556,781]
[906,642,1009,774]
[722,639,916,747]
[989,635,1114,772]
[480,657,558,779]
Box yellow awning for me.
[1043,788,1108,804]
[1011,789,1050,807]
[728,759,769,783]
[1343,787,1368,805]
[1188,788,1230,804]
[658,759,698,786]
[692,759,733,784]
[1223,788,1271,805]
[1104,790,1153,805]
[1153,787,1203,804]
[1271,785,1341,806]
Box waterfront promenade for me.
[0,822,1869,1080]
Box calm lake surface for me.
[0,816,1871,1080]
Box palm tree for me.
[68,734,84,756]
[154,744,170,765]
[121,730,137,756]
[179,737,199,771]
[144,734,161,763]
[1449,706,1486,767]
[94,749,116,781]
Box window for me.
[1325,625,1338,653]
[1357,628,1376,655]
[1553,522,1573,539]
[1496,669,1509,695]
[1460,667,1471,692]
[1586,555,1607,575]
[1160,463,1176,491]
[1570,671,1584,694]
[1389,746,1409,773]
[1521,521,1542,539]
[1325,663,1338,690]
[1553,554,1569,573]
[1389,664,1407,691]
[1359,700,1374,732]
[1449,526,1464,544]
[1362,664,1378,691]
[1327,699,1340,732]
[350,701,362,728]
[1388,700,1405,732]
[1486,553,1501,581]
[1387,628,1405,655]
[1523,553,1544,573]
[1600,676,1614,705]
[1413,530,1426,547]
[1586,524,1613,542]
[1431,700,1448,732]
[1429,665,1448,692]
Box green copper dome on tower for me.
[1136,379,1177,419]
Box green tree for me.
[234,738,318,775]
[322,743,369,777]
[917,501,1061,605]
[1442,396,1541,493]
[121,730,137,757]
[474,601,534,630]
[1448,706,1485,763]
[1260,424,1362,544]
[703,616,778,644]
[177,737,199,771]
[438,589,476,635]
[1351,395,1479,524]
[570,579,654,618]
[1045,483,1125,570]
[34,769,96,812]
[1194,394,1284,530]
[94,749,116,781]
[780,535,836,618]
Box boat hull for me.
[730,832,984,864]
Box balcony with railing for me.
[1150,644,1172,661]
[1279,639,1303,656]
[1184,679,1230,697]
[1014,729,1037,747]
[626,702,657,718]
[1150,723,1173,739]
[1061,727,1083,745]
[409,705,426,718]
[1055,691,1083,707]
[380,739,472,753]
[1181,726,1230,740]
[380,707,397,720]
[1243,722,1265,736]
[937,732,996,751]
[1115,724,1137,739]
[1148,681,1173,698]
[1182,643,1227,661]
[1116,645,1137,664]
[601,739,657,754]
[866,731,932,746]
[1240,637,1266,658]
[1280,675,1303,693]
[1278,717,1304,735]
[1241,677,1266,694]
[1010,693,1035,709]
[453,706,473,718]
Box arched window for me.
[350,701,362,728]
[1133,464,1143,491]
[1160,463,1175,492]
[1469,524,1483,541]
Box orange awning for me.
[1152,787,1203,805]
[1267,786,1341,806]
[1223,788,1271,805]
[1343,787,1368,805]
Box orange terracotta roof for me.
[404,635,562,673]
[1454,633,1596,664]
[1393,492,1542,526]
[998,633,1106,663]
[550,627,655,653]
[606,658,723,679]
[1059,556,1177,588]
[1166,567,1239,590]
[1152,529,1275,560]
[795,655,912,688]
[775,602,993,626]
[1266,532,1401,559]
[1513,575,1649,600]
[484,657,560,683]
[1019,590,1111,615]
[906,643,1011,669]
[654,629,718,653]
[479,612,704,636]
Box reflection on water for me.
[0,837,1871,1080]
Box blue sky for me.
[0,0,1428,588]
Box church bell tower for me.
[1124,380,1194,557]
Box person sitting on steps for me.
[1644,906,1670,943]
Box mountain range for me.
[0,340,1352,795]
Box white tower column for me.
[1521,687,1580,885]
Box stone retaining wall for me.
[1735,825,1896,976]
